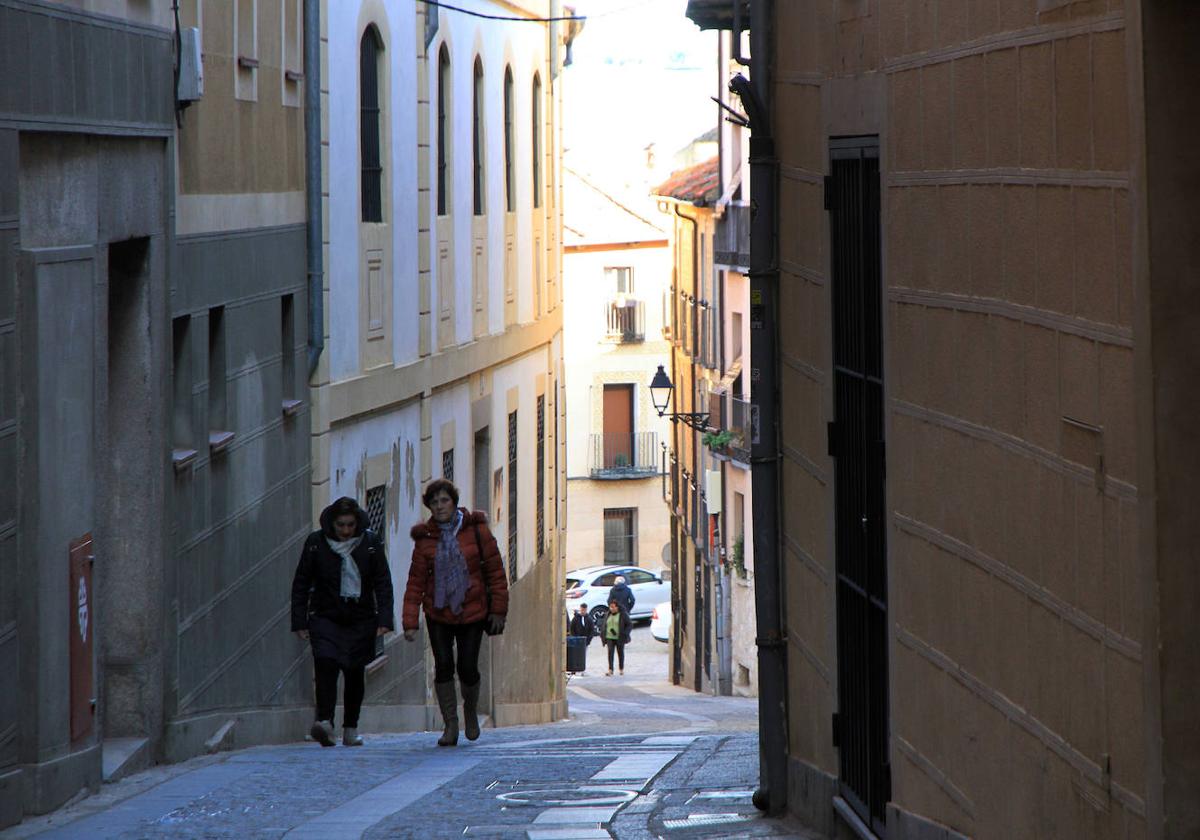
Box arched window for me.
[472,56,485,216]
[437,44,450,216]
[360,25,384,222]
[503,66,514,212]
[531,73,542,209]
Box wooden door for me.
[602,384,633,468]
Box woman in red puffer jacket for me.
[402,479,508,746]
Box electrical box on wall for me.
[178,27,204,102]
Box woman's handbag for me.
[473,523,505,636]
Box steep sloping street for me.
[0,628,812,840]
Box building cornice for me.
[327,311,563,426]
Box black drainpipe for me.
[304,0,324,377]
[734,0,787,817]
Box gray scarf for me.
[326,534,364,598]
[434,510,469,615]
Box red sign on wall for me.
[69,534,94,743]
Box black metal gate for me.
[827,137,889,835]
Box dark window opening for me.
[603,508,635,566]
[437,44,450,216]
[503,66,514,212]
[172,315,192,452]
[442,448,454,482]
[281,294,296,401]
[360,26,384,223]
[473,56,485,216]
[207,306,227,435]
[531,73,542,209]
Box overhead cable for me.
[416,0,585,23]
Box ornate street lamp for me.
[649,364,711,432]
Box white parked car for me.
[649,601,671,643]
[565,565,670,624]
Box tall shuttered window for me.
[503,66,514,212]
[531,74,542,209]
[360,26,383,223]
[472,56,485,216]
[507,410,518,582]
[437,44,450,216]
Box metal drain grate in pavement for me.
[688,790,756,802]
[497,787,637,808]
[662,813,755,830]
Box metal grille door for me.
[507,410,518,582]
[827,137,889,835]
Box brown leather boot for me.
[434,680,459,747]
[461,680,481,741]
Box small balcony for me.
[606,298,645,343]
[715,202,750,270]
[589,431,659,479]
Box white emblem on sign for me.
[77,577,89,643]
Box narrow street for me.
[0,627,814,840]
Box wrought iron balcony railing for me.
[589,431,659,478]
[605,298,645,343]
[715,202,751,270]
[729,396,752,462]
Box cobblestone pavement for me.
[2,627,819,839]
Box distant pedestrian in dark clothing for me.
[569,604,594,644]
[291,497,395,747]
[403,479,508,747]
[609,575,635,617]
[603,599,631,676]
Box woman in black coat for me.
[291,497,394,747]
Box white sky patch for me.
[564,0,718,193]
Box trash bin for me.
[566,635,588,673]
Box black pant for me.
[427,619,486,685]
[606,640,625,671]
[314,657,365,726]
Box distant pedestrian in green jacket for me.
[603,598,631,676]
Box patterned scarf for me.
[326,534,364,598]
[433,510,469,615]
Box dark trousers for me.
[606,640,625,671]
[314,657,365,726]
[427,619,486,684]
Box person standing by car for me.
[403,479,508,747]
[291,496,394,747]
[602,598,632,676]
[569,603,594,644]
[608,575,635,617]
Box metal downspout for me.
[743,0,787,817]
[673,201,702,692]
[304,0,324,377]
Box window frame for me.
[360,25,384,223]
[472,56,486,216]
[503,66,515,212]
[437,44,451,217]
[531,73,542,209]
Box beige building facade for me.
[685,0,1200,838]
[562,168,672,580]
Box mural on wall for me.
[405,441,417,509]
[493,467,504,524]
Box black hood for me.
[319,497,371,539]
